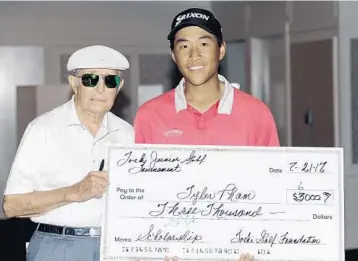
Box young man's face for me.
[171,26,226,86]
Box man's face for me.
[171,26,226,86]
[68,68,124,114]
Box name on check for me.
[100,145,344,261]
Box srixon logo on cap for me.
[175,12,210,27]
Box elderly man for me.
[2,45,134,261]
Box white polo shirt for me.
[4,97,134,227]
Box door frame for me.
[289,28,339,147]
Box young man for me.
[134,7,278,261]
[134,8,279,146]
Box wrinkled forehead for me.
[73,68,122,76]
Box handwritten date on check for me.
[100,145,344,261]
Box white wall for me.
[247,38,270,103]
[0,1,211,121]
[268,37,287,144]
[0,47,45,218]
[0,2,211,47]
[338,1,358,250]
[290,1,338,33]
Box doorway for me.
[290,39,335,147]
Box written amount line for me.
[114,216,311,222]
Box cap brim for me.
[167,21,216,40]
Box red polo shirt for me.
[134,75,279,146]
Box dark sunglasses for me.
[77,74,121,89]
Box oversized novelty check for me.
[100,145,344,261]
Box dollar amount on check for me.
[100,145,344,261]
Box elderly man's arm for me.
[3,187,74,218]
[3,119,109,218]
[3,170,108,218]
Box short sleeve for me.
[134,107,152,144]
[4,121,46,195]
[256,106,280,146]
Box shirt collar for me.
[65,95,115,131]
[174,74,235,115]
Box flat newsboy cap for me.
[67,45,130,71]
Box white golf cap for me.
[67,45,130,71]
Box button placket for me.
[91,128,107,167]
[92,133,109,170]
[197,115,206,129]
[91,140,97,168]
